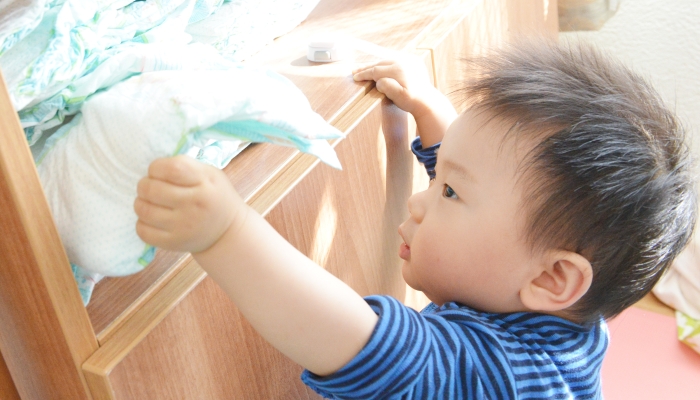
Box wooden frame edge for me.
[82,260,207,397]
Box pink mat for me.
[602,306,700,399]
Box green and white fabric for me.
[1,0,327,304]
[1,0,320,144]
[676,311,700,354]
[0,0,51,56]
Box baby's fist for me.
[134,155,243,254]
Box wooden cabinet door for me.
[418,0,558,112]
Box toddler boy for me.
[134,40,696,398]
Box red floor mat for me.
[602,307,700,399]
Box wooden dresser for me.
[0,1,557,398]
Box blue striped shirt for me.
[301,138,608,398]
[410,137,440,180]
[301,296,608,399]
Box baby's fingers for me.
[352,59,395,75]
[353,63,404,85]
[352,64,393,82]
[135,219,174,249]
[136,176,187,208]
[148,155,203,186]
[375,77,407,101]
[134,197,175,231]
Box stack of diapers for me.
[1,0,321,143]
[0,0,327,305]
[0,0,47,56]
[36,51,343,305]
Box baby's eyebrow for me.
[442,159,474,182]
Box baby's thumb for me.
[376,78,405,101]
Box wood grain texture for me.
[417,0,508,110]
[505,0,559,38]
[245,0,455,121]
[417,0,558,112]
[83,259,207,400]
[108,276,319,400]
[0,72,98,399]
[0,351,20,400]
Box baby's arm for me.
[353,58,457,146]
[134,156,378,376]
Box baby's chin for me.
[400,262,422,292]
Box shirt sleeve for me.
[300,295,434,399]
[411,137,440,180]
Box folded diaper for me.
[36,65,343,304]
[0,0,48,56]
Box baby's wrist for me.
[411,86,442,119]
[193,204,251,257]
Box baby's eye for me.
[442,184,458,199]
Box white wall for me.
[561,0,700,154]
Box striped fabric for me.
[411,137,440,180]
[302,296,608,399]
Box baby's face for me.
[398,110,543,312]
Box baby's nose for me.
[407,190,427,222]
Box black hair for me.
[458,39,696,324]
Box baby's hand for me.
[353,57,455,147]
[134,155,244,254]
[352,58,433,117]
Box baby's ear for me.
[520,251,593,313]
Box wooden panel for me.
[246,0,456,120]
[0,351,20,400]
[505,0,559,38]
[417,0,509,110]
[82,91,384,399]
[417,0,558,111]
[108,276,318,400]
[86,0,452,341]
[83,260,208,400]
[0,72,98,399]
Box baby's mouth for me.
[399,241,411,260]
[398,226,410,260]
